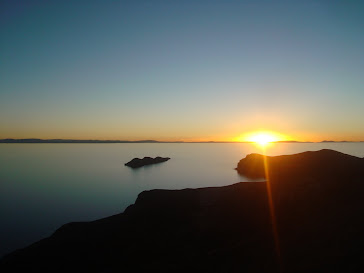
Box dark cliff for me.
[236,149,364,180]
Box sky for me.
[1,0,364,142]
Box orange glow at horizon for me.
[234,131,288,147]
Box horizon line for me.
[1,138,363,144]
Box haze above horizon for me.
[1,1,364,142]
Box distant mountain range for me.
[0,139,362,143]
[0,138,162,143]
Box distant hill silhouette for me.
[0,138,160,143]
[1,138,362,143]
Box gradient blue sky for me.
[1,0,364,141]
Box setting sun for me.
[249,133,278,146]
[235,131,287,147]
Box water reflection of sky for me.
[1,143,364,257]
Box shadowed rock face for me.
[125,156,170,168]
[236,149,364,181]
[1,149,364,272]
[0,183,276,273]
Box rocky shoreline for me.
[1,149,364,272]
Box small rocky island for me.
[125,156,170,168]
[1,149,364,272]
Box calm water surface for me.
[1,143,364,257]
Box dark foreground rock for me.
[125,156,170,168]
[1,149,364,272]
[236,148,364,180]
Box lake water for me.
[1,142,364,257]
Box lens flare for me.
[237,131,286,147]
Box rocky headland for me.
[1,149,364,272]
[125,156,171,168]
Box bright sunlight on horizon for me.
[234,131,288,147]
